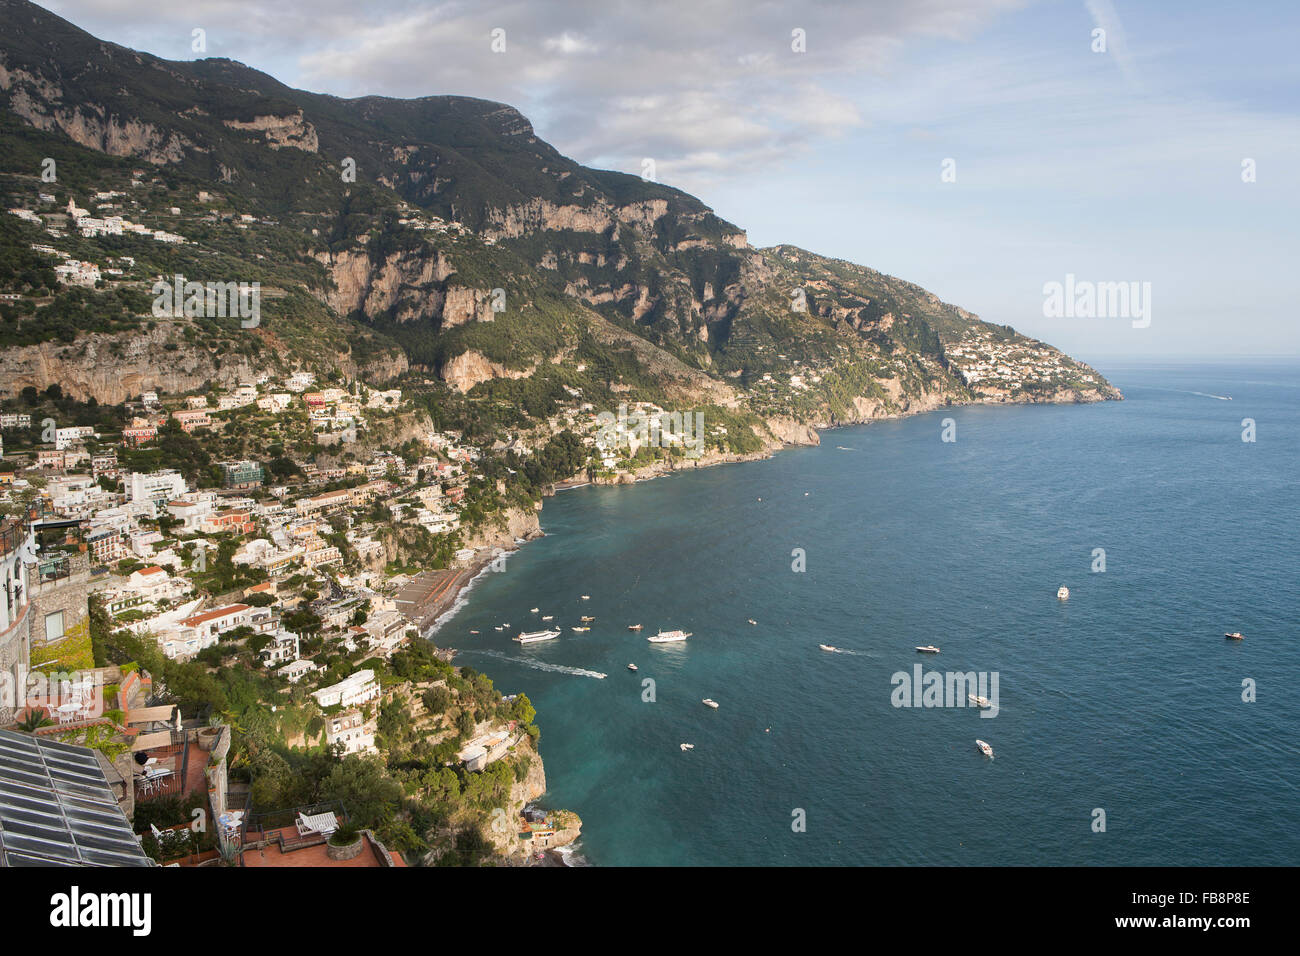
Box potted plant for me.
[326,823,363,861]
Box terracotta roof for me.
[181,603,250,627]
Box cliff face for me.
[0,324,408,404]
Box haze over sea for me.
[436,362,1299,866]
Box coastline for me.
[418,388,1122,640]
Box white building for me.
[311,669,379,709]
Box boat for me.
[968,694,992,709]
[469,629,479,634]
[571,626,590,632]
[628,624,643,631]
[627,663,638,672]
[1225,631,1244,640]
[580,615,595,623]
[648,629,692,643]
[818,644,837,652]
[976,739,994,758]
[581,595,590,600]
[915,645,940,654]
[530,607,539,613]
[747,619,757,625]
[1057,586,1070,600]
[702,699,719,709]
[541,615,553,621]
[680,743,694,751]
[494,626,504,632]
[514,629,561,644]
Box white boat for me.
[747,619,757,625]
[915,645,940,654]
[627,663,638,671]
[494,626,504,632]
[702,698,719,709]
[968,694,992,709]
[469,629,479,634]
[571,626,590,632]
[976,739,994,758]
[514,629,561,644]
[648,629,692,643]
[680,743,694,751]
[530,607,539,613]
[628,624,643,631]
[1057,586,1070,600]
[541,615,553,621]
[819,644,837,652]
[1224,631,1244,640]
[581,595,590,600]
[580,615,595,623]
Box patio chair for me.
[295,810,339,838]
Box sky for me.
[38,0,1300,360]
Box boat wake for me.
[1147,386,1232,401]
[467,649,608,680]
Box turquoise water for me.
[438,362,1299,865]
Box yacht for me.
[702,699,719,709]
[627,663,638,672]
[628,624,643,631]
[818,644,837,652]
[648,629,692,643]
[1057,586,1070,600]
[976,739,994,758]
[514,629,561,644]
[968,694,992,709]
[1225,631,1245,640]
[915,645,940,654]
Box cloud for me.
[42,0,1024,189]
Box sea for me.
[432,361,1299,866]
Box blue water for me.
[438,362,1299,865]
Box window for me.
[44,610,64,643]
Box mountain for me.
[0,0,1119,445]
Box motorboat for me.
[571,626,590,632]
[580,615,595,623]
[915,645,940,654]
[680,743,694,751]
[818,644,837,652]
[976,739,994,758]
[968,694,992,709]
[530,607,539,613]
[1057,586,1070,600]
[514,629,561,644]
[627,663,638,672]
[1225,631,1244,640]
[702,699,719,709]
[628,624,643,631]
